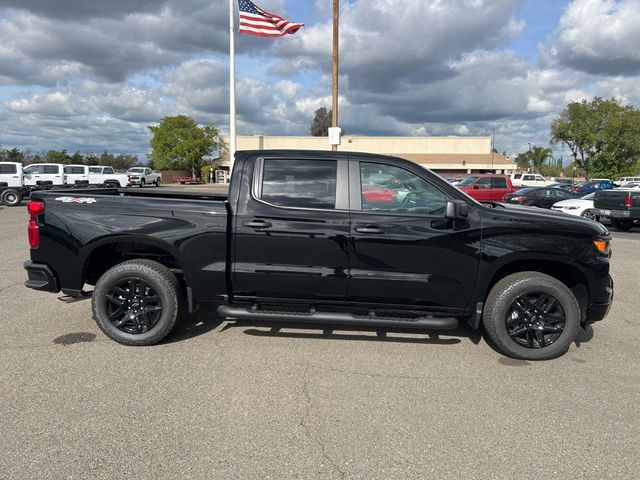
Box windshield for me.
[457,176,479,187]
[581,193,595,200]
[127,168,144,173]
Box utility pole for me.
[331,0,339,151]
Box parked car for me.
[547,182,575,192]
[126,167,161,186]
[24,149,613,360]
[594,188,640,231]
[63,164,130,187]
[362,184,397,204]
[511,173,553,188]
[503,187,576,209]
[455,174,515,202]
[572,180,617,195]
[617,176,640,186]
[23,163,65,186]
[551,193,598,220]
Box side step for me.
[217,305,459,330]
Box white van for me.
[0,162,23,187]
[23,163,65,186]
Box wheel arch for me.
[480,257,590,322]
[80,236,187,288]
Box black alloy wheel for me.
[105,277,163,334]
[505,292,566,349]
[92,259,182,345]
[483,271,580,360]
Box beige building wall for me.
[218,135,514,176]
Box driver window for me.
[359,162,445,215]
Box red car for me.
[456,174,515,202]
[362,184,397,204]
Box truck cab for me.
[0,162,23,187]
[23,163,65,186]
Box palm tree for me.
[529,146,554,174]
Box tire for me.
[483,272,580,360]
[91,259,183,346]
[612,219,633,231]
[154,178,160,187]
[1,188,23,206]
[580,209,596,221]
[140,178,145,188]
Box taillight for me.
[624,194,632,207]
[512,196,526,202]
[27,200,45,248]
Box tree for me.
[551,97,640,179]
[148,115,219,177]
[45,149,70,164]
[309,107,332,136]
[514,152,531,171]
[529,146,554,174]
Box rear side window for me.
[0,164,17,174]
[89,167,101,173]
[64,166,85,174]
[523,175,535,181]
[261,159,337,210]
[512,174,522,179]
[492,177,507,188]
[103,167,114,174]
[42,165,60,174]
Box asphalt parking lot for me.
[1,196,639,479]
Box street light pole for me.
[331,0,339,151]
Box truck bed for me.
[28,186,229,303]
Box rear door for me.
[232,155,350,301]
[347,158,481,310]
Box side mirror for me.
[445,200,469,219]
[473,184,480,190]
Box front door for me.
[232,155,350,301]
[348,159,481,311]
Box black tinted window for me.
[0,164,17,174]
[492,177,507,188]
[360,162,445,215]
[261,159,337,209]
[42,165,59,174]
[89,167,101,173]
[103,167,114,174]
[64,166,85,174]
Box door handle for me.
[242,220,272,229]
[354,225,385,234]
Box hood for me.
[478,202,608,236]
[551,199,593,208]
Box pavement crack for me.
[322,364,423,381]
[299,361,346,480]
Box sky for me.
[1,0,639,160]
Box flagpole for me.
[229,0,237,172]
[331,0,339,152]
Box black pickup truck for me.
[24,150,613,360]
[594,188,640,230]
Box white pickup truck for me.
[63,164,130,187]
[510,173,554,188]
[125,167,162,186]
[23,163,66,186]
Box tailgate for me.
[594,190,632,209]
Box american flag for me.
[238,0,304,37]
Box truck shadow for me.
[223,320,484,347]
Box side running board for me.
[217,305,459,330]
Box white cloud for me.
[542,0,640,75]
